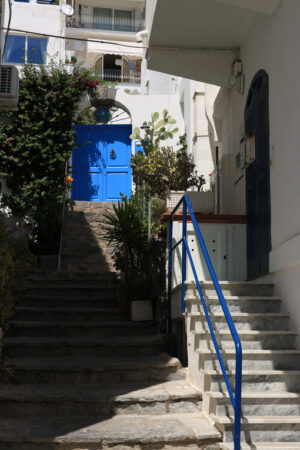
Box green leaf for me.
[154,119,164,130]
[152,112,159,122]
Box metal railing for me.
[168,194,242,450]
[57,161,68,272]
[67,14,145,33]
[95,69,141,85]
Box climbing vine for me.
[0,61,103,253]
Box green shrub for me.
[0,214,34,329]
[0,60,104,254]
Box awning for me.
[87,40,143,58]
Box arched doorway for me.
[245,70,271,279]
[72,96,132,202]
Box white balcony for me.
[67,14,145,33]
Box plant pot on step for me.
[131,300,153,322]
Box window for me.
[4,35,47,64]
[92,8,133,31]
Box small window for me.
[14,0,29,2]
[4,35,47,64]
[27,37,47,64]
[4,35,26,63]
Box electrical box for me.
[0,65,19,111]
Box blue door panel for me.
[72,125,132,202]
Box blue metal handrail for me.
[167,194,242,450]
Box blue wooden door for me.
[72,125,132,201]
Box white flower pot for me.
[166,190,214,214]
[130,300,153,322]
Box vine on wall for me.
[0,61,102,254]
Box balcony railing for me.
[96,69,141,85]
[67,14,145,33]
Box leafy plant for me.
[0,60,104,254]
[101,197,165,305]
[130,110,178,155]
[131,134,195,199]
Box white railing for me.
[67,14,145,33]
[96,69,141,85]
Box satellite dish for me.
[62,4,74,16]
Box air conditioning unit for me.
[0,65,19,111]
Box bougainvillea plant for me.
[0,61,103,253]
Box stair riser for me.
[7,325,156,338]
[0,398,201,418]
[196,335,296,350]
[26,279,116,288]
[186,300,281,314]
[202,374,300,393]
[206,398,300,417]
[199,354,300,370]
[221,426,300,443]
[29,272,116,281]
[188,284,274,297]
[13,311,126,322]
[22,288,115,297]
[194,317,289,332]
[5,343,165,358]
[4,367,185,385]
[17,298,117,309]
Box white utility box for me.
[170,221,247,290]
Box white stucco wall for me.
[214,0,300,335]
[1,2,64,63]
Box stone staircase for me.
[185,280,300,449]
[60,201,116,272]
[0,201,221,449]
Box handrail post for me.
[167,216,173,333]
[181,200,187,313]
[234,344,242,450]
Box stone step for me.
[196,349,300,370]
[193,330,297,350]
[186,281,274,297]
[200,369,300,393]
[2,354,185,384]
[185,295,281,314]
[22,285,116,297]
[60,261,115,273]
[213,415,300,443]
[13,307,126,322]
[204,391,300,416]
[220,443,300,449]
[28,271,116,281]
[0,380,201,418]
[189,312,290,331]
[16,294,117,309]
[37,255,58,271]
[4,335,166,358]
[26,277,116,288]
[7,320,156,338]
[0,412,221,449]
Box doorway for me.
[245,70,271,279]
[71,124,132,202]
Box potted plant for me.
[101,196,165,321]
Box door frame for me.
[244,69,271,280]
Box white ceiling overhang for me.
[146,0,282,86]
